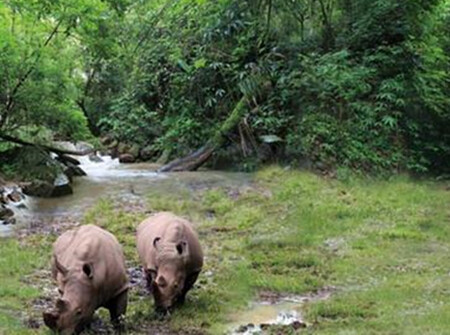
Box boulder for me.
[100,135,114,146]
[22,174,73,198]
[53,141,94,155]
[119,153,136,163]
[129,144,140,159]
[7,189,23,203]
[0,205,14,219]
[156,149,171,165]
[0,189,6,204]
[1,217,16,225]
[75,141,95,155]
[117,142,129,155]
[57,154,81,166]
[54,141,77,152]
[22,181,54,197]
[88,153,104,163]
[107,139,118,150]
[52,173,73,197]
[107,139,119,158]
[140,145,156,161]
[64,162,87,180]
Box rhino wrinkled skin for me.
[136,212,203,311]
[43,224,129,334]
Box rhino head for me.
[150,237,189,311]
[43,258,96,334]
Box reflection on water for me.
[229,299,304,334]
[3,155,249,235]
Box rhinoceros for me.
[43,224,128,334]
[136,212,203,311]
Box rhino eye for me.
[58,289,63,295]
[76,309,82,316]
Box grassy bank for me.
[0,167,449,334]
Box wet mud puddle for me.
[229,289,332,334]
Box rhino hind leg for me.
[106,289,128,331]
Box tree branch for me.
[0,133,90,156]
[1,19,63,129]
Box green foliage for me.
[1,0,449,174]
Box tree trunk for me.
[0,133,89,156]
[158,97,247,172]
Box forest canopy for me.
[1,0,449,174]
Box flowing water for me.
[0,155,250,237]
[1,156,330,332]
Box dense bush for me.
[1,0,449,174]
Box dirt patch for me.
[16,216,81,239]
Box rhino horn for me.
[54,256,68,276]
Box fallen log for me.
[0,133,89,156]
[159,96,247,172]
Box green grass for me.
[0,237,51,334]
[0,166,449,334]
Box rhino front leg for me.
[106,289,128,331]
[178,271,200,305]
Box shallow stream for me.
[1,155,326,333]
[1,155,249,237]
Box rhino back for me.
[136,212,203,273]
[53,225,128,301]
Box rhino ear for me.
[82,263,94,280]
[153,237,161,250]
[54,256,68,276]
[43,311,59,330]
[176,241,188,256]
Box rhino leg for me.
[178,271,200,305]
[106,289,128,331]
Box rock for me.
[0,205,14,219]
[75,141,94,155]
[2,217,16,225]
[117,142,129,155]
[89,153,104,163]
[156,149,171,165]
[57,154,80,166]
[119,154,136,163]
[259,323,270,330]
[129,144,140,159]
[53,141,94,155]
[107,139,118,150]
[52,173,73,197]
[100,135,114,146]
[54,141,77,152]
[291,320,307,330]
[22,181,54,197]
[64,162,87,180]
[140,145,156,161]
[106,139,119,158]
[7,189,23,203]
[236,324,251,333]
[22,174,73,198]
